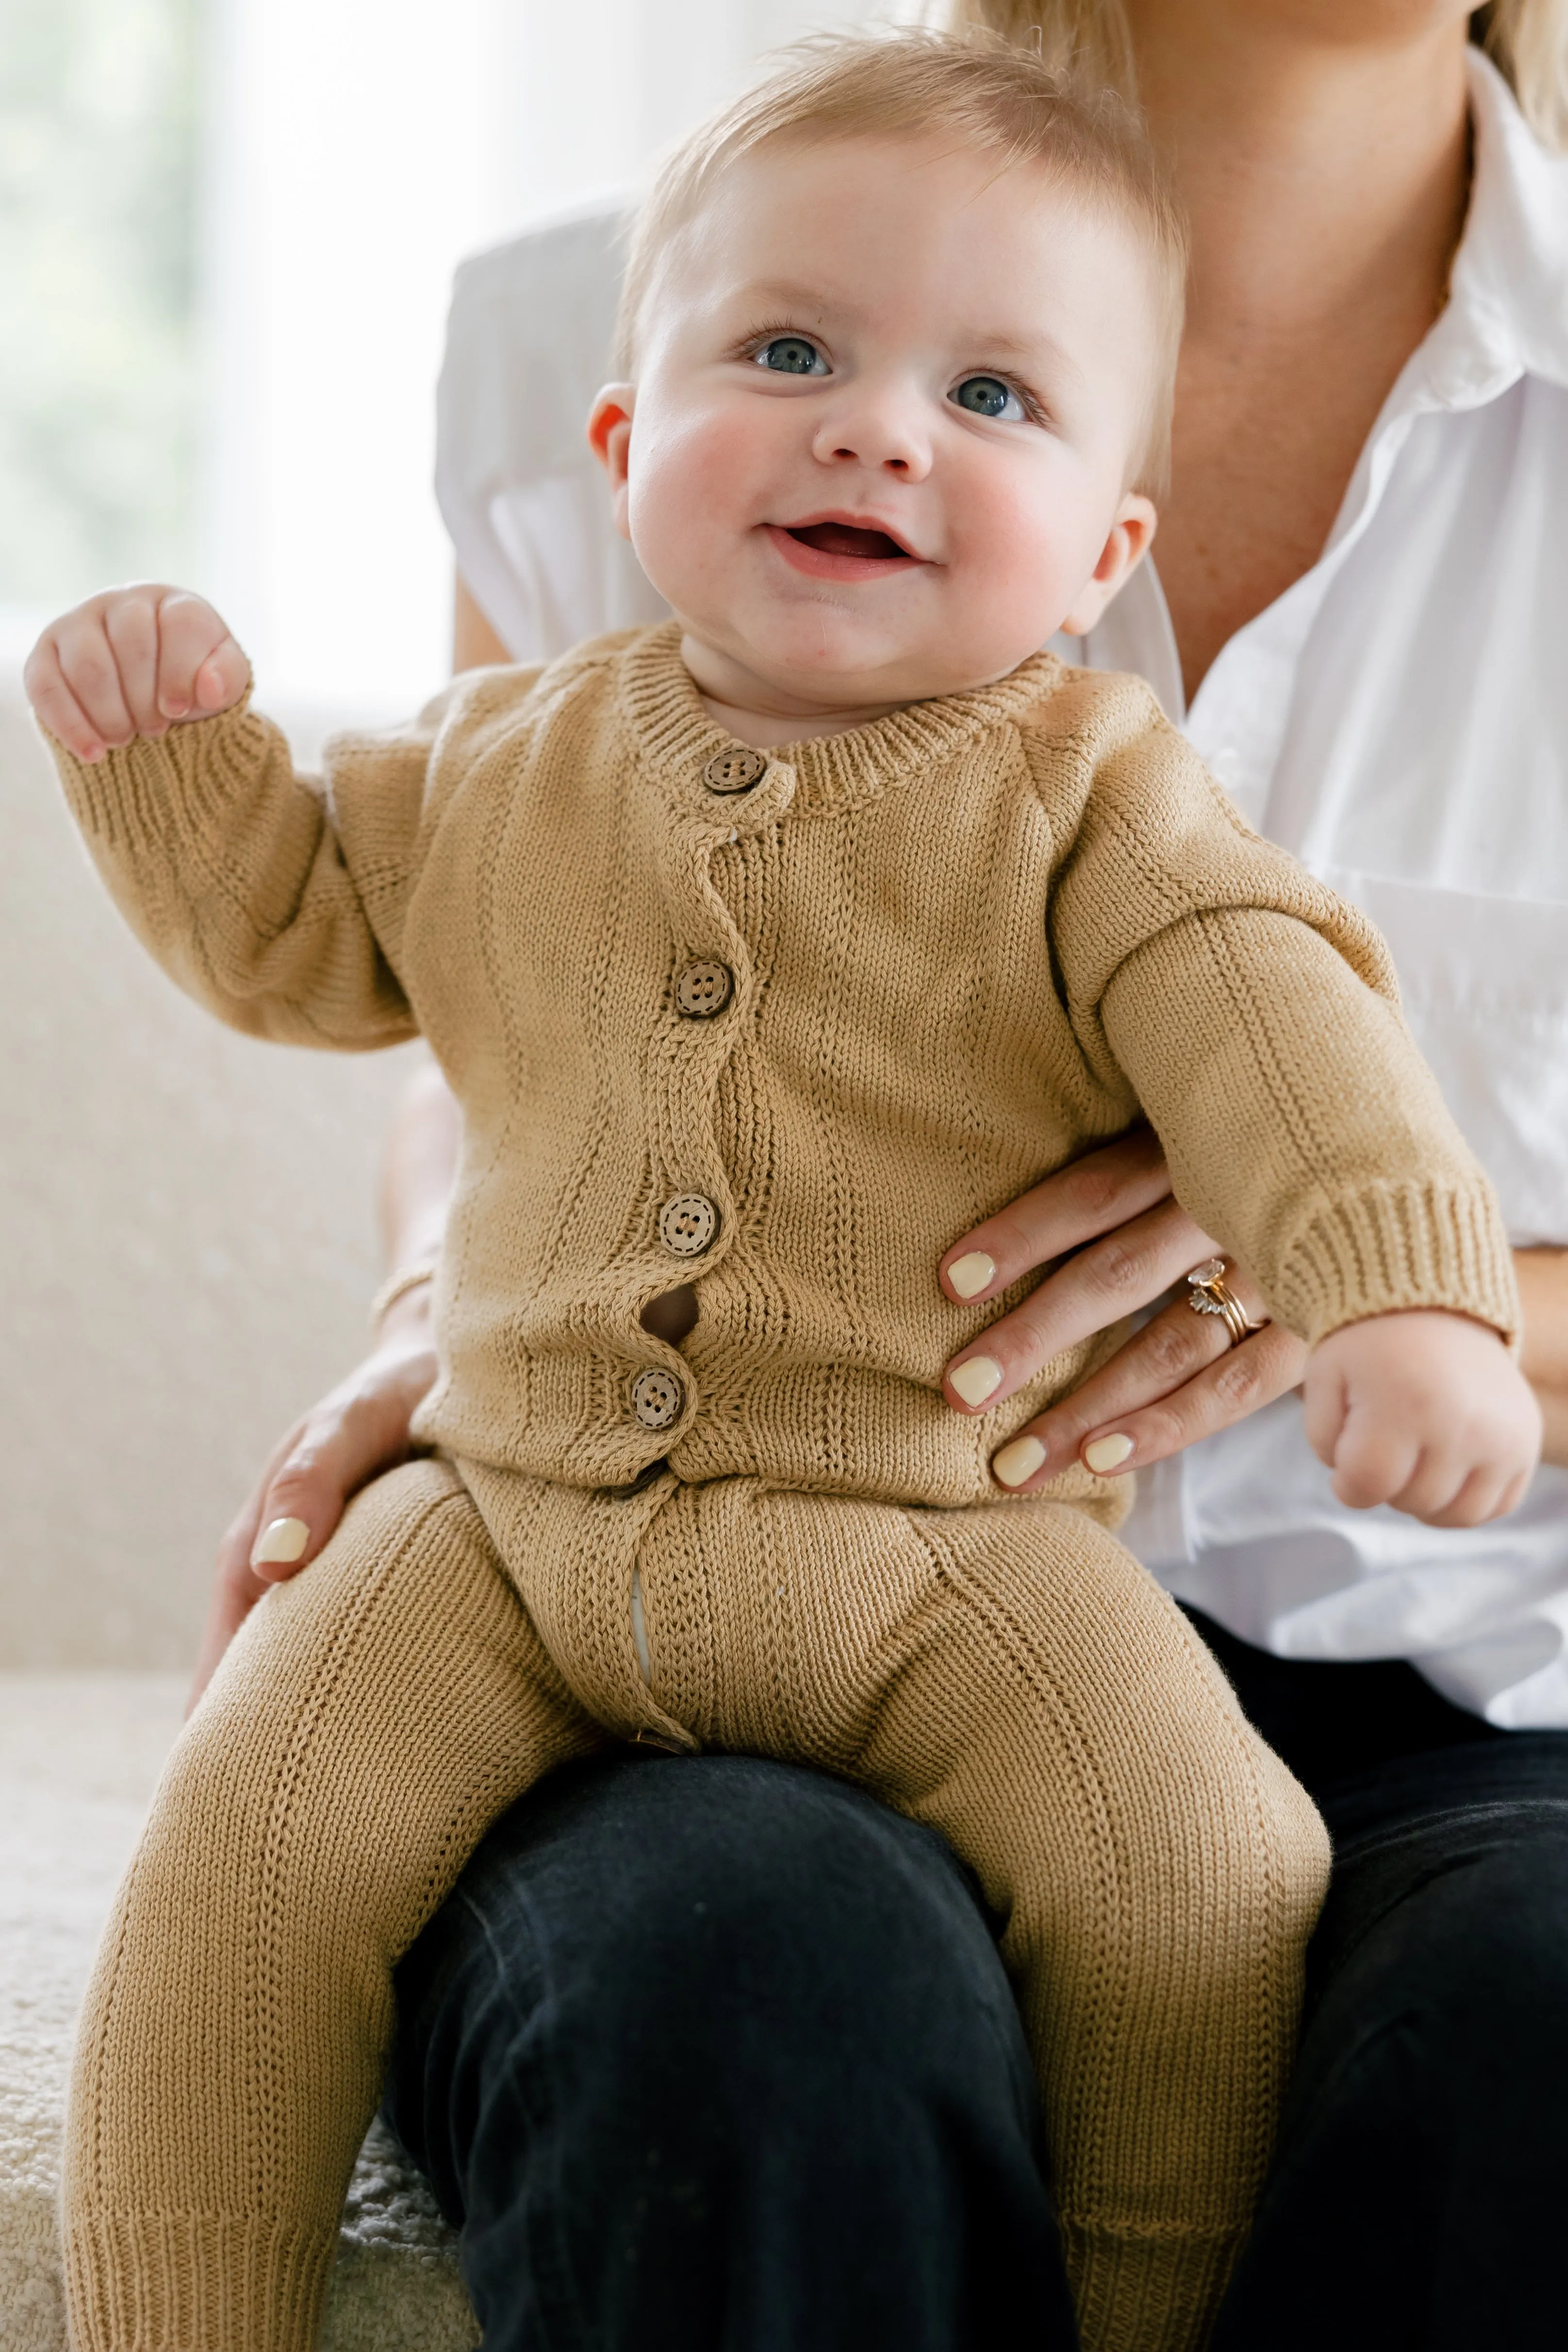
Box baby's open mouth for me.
[785,521,910,561]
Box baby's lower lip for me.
[764,523,924,582]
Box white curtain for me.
[202,0,913,715]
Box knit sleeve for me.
[1032,676,1520,1347]
[45,666,540,1052]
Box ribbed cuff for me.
[50,693,264,861]
[64,2211,336,2352]
[1060,2217,1239,2352]
[1272,1177,1520,1351]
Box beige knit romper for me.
[48,628,1518,2352]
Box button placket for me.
[630,758,795,1452]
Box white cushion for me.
[0,1674,479,2352]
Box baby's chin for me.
[682,604,1027,715]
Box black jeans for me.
[387,1612,1568,2349]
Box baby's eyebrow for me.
[727,275,867,329]
[720,280,1085,390]
[959,327,1086,392]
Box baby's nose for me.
[813,408,931,480]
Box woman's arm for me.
[1518,1248,1568,1466]
[189,1054,459,1709]
[936,1141,1568,1488]
[454,574,512,670]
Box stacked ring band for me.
[1185,1257,1269,1348]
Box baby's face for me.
[594,134,1163,716]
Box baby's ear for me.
[1060,494,1157,637]
[587,384,637,540]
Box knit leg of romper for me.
[61,1458,602,2352]
[628,1478,1334,2352]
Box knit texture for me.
[52,624,1518,1514]
[47,628,1517,2351]
[63,1459,1328,2352]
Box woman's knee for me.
[1316,1828,1568,2086]
[391,1756,1040,2193]
[403,1751,1032,2098]
[390,1755,1071,2351]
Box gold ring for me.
[1185,1257,1268,1349]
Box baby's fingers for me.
[21,634,110,761]
[155,589,248,720]
[1330,1415,1421,1511]
[1378,1440,1477,1523]
[42,609,141,752]
[1419,1461,1514,1531]
[104,590,168,736]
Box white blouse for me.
[436,49,1568,1726]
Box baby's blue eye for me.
[755,335,828,376]
[951,375,1024,421]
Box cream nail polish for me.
[949,1355,1003,1407]
[253,1516,310,1567]
[947,1250,996,1301]
[992,1435,1047,1489]
[1083,1432,1135,1474]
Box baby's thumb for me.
[1300,1354,1350,1469]
[193,637,249,712]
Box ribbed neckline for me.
[616,621,1066,817]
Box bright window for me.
[2,0,911,708]
[0,0,201,642]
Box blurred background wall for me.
[0,0,908,1667]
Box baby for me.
[30,30,1538,2352]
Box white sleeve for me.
[434,199,671,662]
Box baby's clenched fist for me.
[24,585,249,764]
[1303,1310,1541,1528]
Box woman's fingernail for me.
[992,1435,1047,1489]
[1084,1432,1136,1474]
[252,1516,310,1567]
[949,1355,1004,1407]
[947,1250,996,1300]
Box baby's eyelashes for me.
[949,375,1026,422]
[752,334,830,377]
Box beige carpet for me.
[0,1675,479,2352]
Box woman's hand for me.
[938,1127,1308,1492]
[187,1290,438,1713]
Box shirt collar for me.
[1414,48,1568,408]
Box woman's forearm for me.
[1518,1247,1568,1468]
[368,577,500,1326]
[453,572,512,672]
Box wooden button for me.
[675,961,733,1018]
[704,747,767,794]
[631,1368,685,1431]
[659,1194,719,1257]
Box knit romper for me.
[47,627,1518,2352]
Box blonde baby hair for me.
[614,26,1187,497]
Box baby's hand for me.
[1303,1311,1541,1527]
[24,585,249,764]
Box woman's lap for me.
[385,1751,1074,2352]
[388,1641,1568,2351]
[1213,1733,1568,2350]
